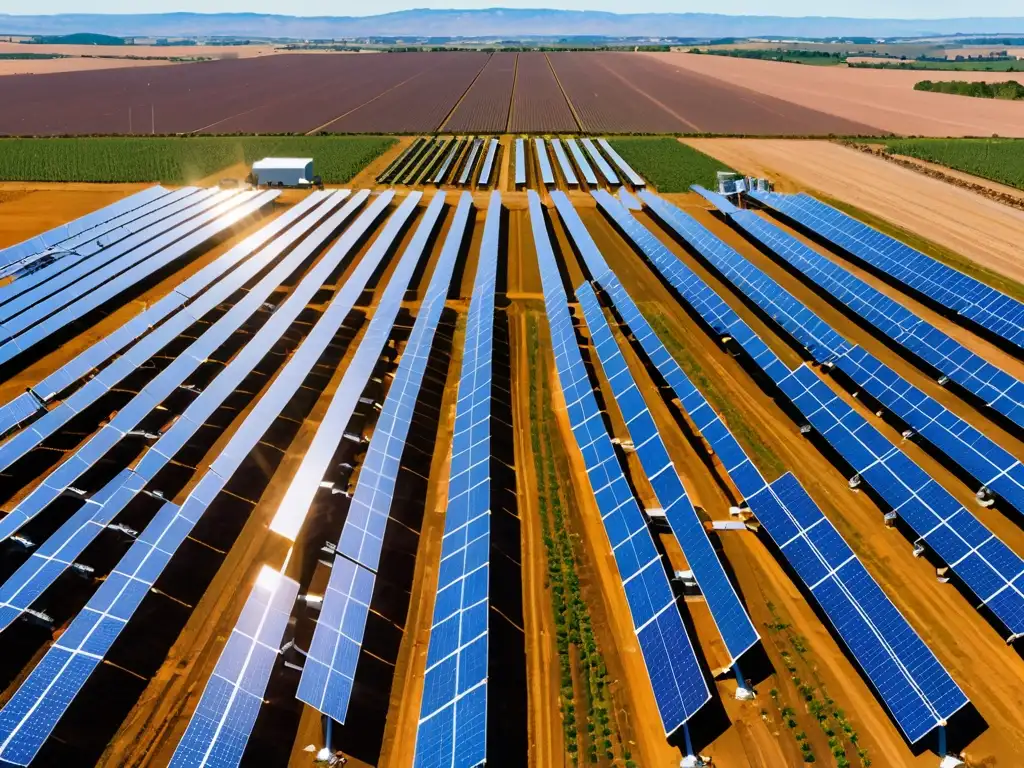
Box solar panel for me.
[550,139,578,186]
[476,139,499,187]
[617,188,641,211]
[597,139,645,187]
[169,567,299,768]
[691,185,739,215]
[529,190,709,735]
[0,190,384,544]
[0,191,278,366]
[751,191,1024,353]
[640,191,851,363]
[0,190,355,478]
[413,191,500,768]
[458,139,484,186]
[433,139,464,185]
[834,346,1024,520]
[514,138,526,187]
[270,191,431,541]
[723,206,1024,432]
[566,139,599,187]
[776,364,1024,639]
[0,186,170,269]
[0,193,415,767]
[581,138,618,186]
[585,195,969,745]
[299,193,473,724]
[534,138,555,187]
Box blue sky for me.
[0,1,1016,18]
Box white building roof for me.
[252,157,313,170]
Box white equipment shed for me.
[252,157,315,187]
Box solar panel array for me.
[433,140,462,185]
[169,569,300,768]
[414,191,501,768]
[0,186,170,270]
[722,205,1024,432]
[590,193,969,742]
[530,190,710,735]
[534,138,555,187]
[597,139,645,187]
[751,191,1024,353]
[582,138,618,186]
[458,138,484,186]
[550,139,578,186]
[566,138,599,186]
[550,192,758,662]
[0,191,414,765]
[513,138,526,187]
[298,193,473,725]
[477,138,499,187]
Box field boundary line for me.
[304,69,429,135]
[506,53,519,133]
[437,53,493,132]
[545,52,583,132]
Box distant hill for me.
[26,33,127,45]
[1,10,1023,40]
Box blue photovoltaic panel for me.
[747,474,969,743]
[169,571,299,768]
[640,191,851,363]
[514,138,526,187]
[477,139,499,187]
[582,138,618,186]
[835,346,1024,519]
[0,192,411,766]
[0,190,353,479]
[271,191,429,539]
[691,185,739,215]
[0,186,170,269]
[577,283,759,662]
[550,139,578,186]
[0,190,380,544]
[530,190,709,735]
[534,138,555,186]
[299,193,472,724]
[597,139,645,187]
[0,191,279,367]
[458,139,484,186]
[724,207,1024,432]
[549,191,758,661]
[413,191,500,768]
[591,190,791,386]
[750,190,1024,353]
[566,139,599,187]
[776,364,1024,638]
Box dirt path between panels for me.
[684,138,1024,287]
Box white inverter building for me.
[251,157,315,187]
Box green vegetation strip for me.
[875,137,1024,192]
[914,79,1024,99]
[688,48,844,66]
[645,310,785,479]
[526,314,634,767]
[813,190,1024,304]
[608,137,734,193]
[0,136,396,184]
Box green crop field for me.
[608,138,734,192]
[879,138,1024,191]
[0,136,396,184]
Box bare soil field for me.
[648,51,1024,137]
[685,138,1024,284]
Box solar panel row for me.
[0,190,280,368]
[477,139,499,187]
[170,567,300,768]
[534,138,555,187]
[566,138,599,186]
[590,194,970,743]
[513,138,526,187]
[597,139,645,187]
[0,190,354,478]
[270,190,430,542]
[414,191,501,768]
[0,189,337,438]
[550,138,578,186]
[529,190,710,735]
[0,186,170,270]
[549,192,758,663]
[0,191,410,765]
[458,139,484,186]
[433,140,462,185]
[581,138,618,186]
[298,193,472,726]
[751,191,1024,354]
[723,206,1024,432]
